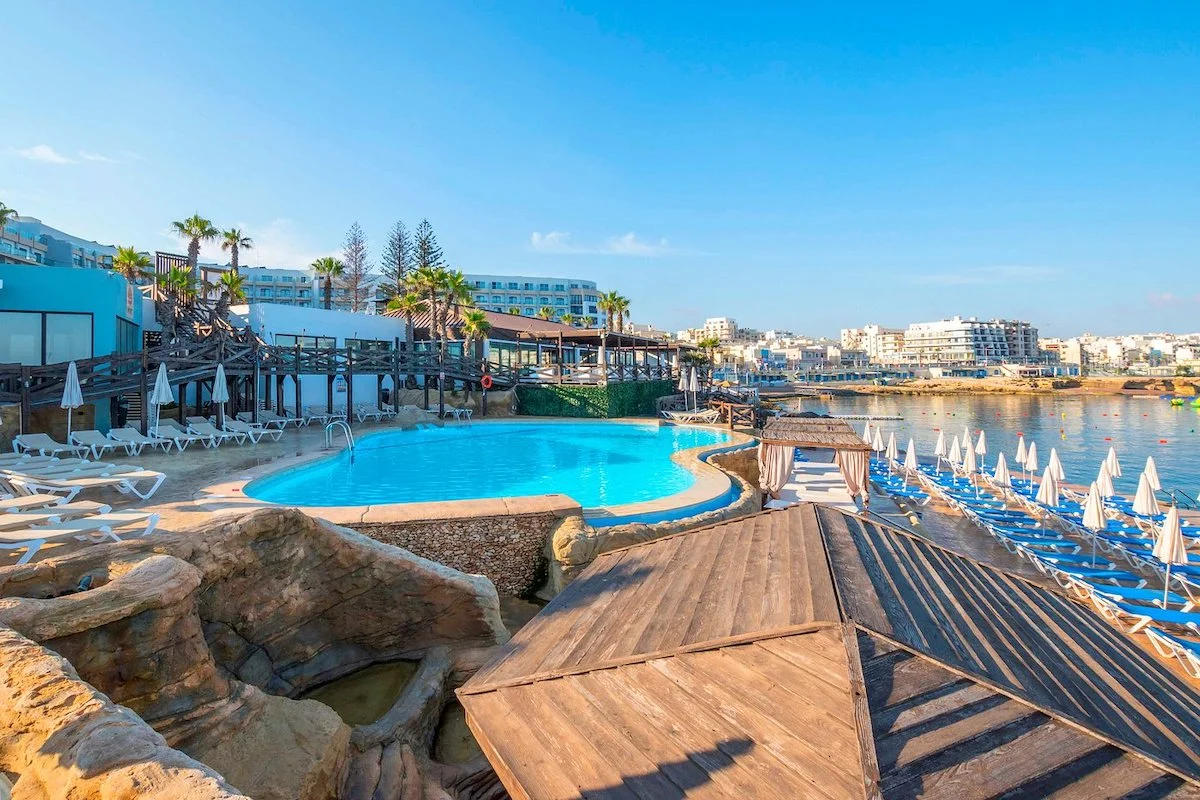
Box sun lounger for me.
[304,406,345,425]
[106,427,170,454]
[0,494,67,513]
[0,501,113,531]
[0,511,160,565]
[238,410,304,429]
[188,420,245,445]
[149,425,209,450]
[69,430,134,460]
[7,469,166,502]
[1145,628,1200,680]
[224,419,283,443]
[1077,580,1194,611]
[1092,596,1200,635]
[353,404,384,423]
[662,409,721,424]
[13,433,89,458]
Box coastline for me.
[770,376,1200,398]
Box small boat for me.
[1191,398,1200,408]
[1170,397,1185,406]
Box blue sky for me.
[4,2,1198,337]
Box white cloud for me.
[912,265,1061,286]
[78,151,118,163]
[14,145,74,164]
[529,230,679,257]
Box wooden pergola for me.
[760,416,872,451]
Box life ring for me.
[480,374,494,390]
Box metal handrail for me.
[1167,487,1198,510]
[324,420,356,463]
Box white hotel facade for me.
[842,317,1041,365]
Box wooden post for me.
[139,350,149,434]
[327,373,334,414]
[556,332,564,384]
[345,348,355,418]
[437,348,445,417]
[393,337,402,412]
[18,367,31,434]
[293,343,302,418]
[178,381,187,424]
[251,341,261,423]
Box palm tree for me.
[172,214,218,285]
[559,312,577,327]
[697,335,720,386]
[158,266,196,303]
[221,229,253,275]
[410,265,447,351]
[582,315,596,328]
[597,291,621,331]
[536,306,555,320]
[0,201,17,234]
[507,306,522,315]
[439,270,474,357]
[460,308,492,365]
[386,291,428,359]
[311,256,345,309]
[112,246,152,283]
[614,294,631,332]
[216,271,247,304]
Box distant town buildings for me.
[1040,332,1200,375]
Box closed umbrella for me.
[962,424,971,446]
[1095,462,1115,499]
[1105,446,1122,479]
[148,363,173,434]
[1025,441,1039,478]
[992,451,1012,489]
[1081,481,1106,566]
[211,363,230,426]
[1048,448,1066,482]
[885,431,898,462]
[962,433,977,474]
[903,438,919,482]
[1153,505,1188,607]
[1035,466,1059,507]
[1133,473,1160,517]
[974,429,988,472]
[1144,456,1162,492]
[60,361,83,441]
[1015,435,1027,466]
[948,435,962,467]
[861,421,873,445]
[676,366,688,408]
[872,429,884,454]
[933,430,946,474]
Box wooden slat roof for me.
[387,305,680,347]
[459,504,1200,799]
[762,416,871,451]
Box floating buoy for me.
[1160,439,1169,444]
[1104,437,1112,441]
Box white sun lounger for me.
[0,494,67,513]
[149,425,210,451]
[188,420,244,445]
[0,454,72,469]
[353,404,384,422]
[238,410,304,429]
[0,501,113,531]
[70,430,135,460]
[7,470,166,502]
[107,427,168,454]
[0,511,160,565]
[13,434,90,458]
[2,462,140,479]
[223,419,283,443]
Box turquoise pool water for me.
[245,421,733,509]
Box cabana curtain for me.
[757,442,795,499]
[835,449,870,503]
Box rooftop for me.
[459,504,1200,799]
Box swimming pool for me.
[244,421,734,510]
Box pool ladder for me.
[325,420,355,463]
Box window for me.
[0,312,42,365]
[555,297,566,306]
[524,282,534,290]
[475,280,485,288]
[346,338,392,353]
[115,317,139,355]
[539,296,550,305]
[524,307,534,316]
[508,295,520,304]
[523,296,534,304]
[261,276,274,282]
[554,284,565,291]
[570,282,580,288]
[539,283,550,291]
[570,294,582,304]
[491,294,502,303]
[0,311,92,365]
[275,334,335,349]
[507,282,519,289]
[259,288,273,297]
[490,281,502,289]
[475,294,487,302]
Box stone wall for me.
[351,500,580,597]
[0,403,19,452]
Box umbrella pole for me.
[1163,563,1172,608]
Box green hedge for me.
[514,381,675,418]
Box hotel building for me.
[902,316,1040,365]
[463,273,603,321]
[0,216,116,270]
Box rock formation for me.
[0,508,510,799]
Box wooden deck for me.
[459,504,1200,799]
